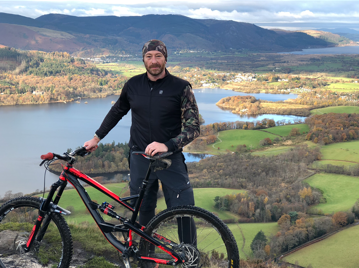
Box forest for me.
[305,113,359,145]
[0,47,127,105]
[216,86,359,118]
[49,142,130,175]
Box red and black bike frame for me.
[23,158,184,266]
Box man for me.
[84,39,200,228]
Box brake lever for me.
[39,159,47,166]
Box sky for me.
[1,0,359,30]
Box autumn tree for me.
[332,211,348,227]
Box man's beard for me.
[145,63,165,77]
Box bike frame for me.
[24,156,183,266]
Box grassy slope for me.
[319,141,359,163]
[230,222,279,257]
[310,106,359,115]
[264,124,309,136]
[312,160,357,168]
[96,62,145,77]
[311,140,359,169]
[157,188,244,220]
[252,146,292,156]
[55,183,130,223]
[207,129,279,153]
[52,185,244,223]
[305,173,359,214]
[324,83,359,92]
[283,225,359,268]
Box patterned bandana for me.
[142,39,168,61]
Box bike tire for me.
[0,197,73,268]
[139,205,240,268]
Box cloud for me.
[111,6,141,17]
[1,0,359,29]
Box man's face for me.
[143,51,166,77]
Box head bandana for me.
[142,39,168,61]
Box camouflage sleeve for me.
[165,84,200,151]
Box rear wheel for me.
[0,197,73,268]
[139,205,239,268]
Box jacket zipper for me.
[149,84,153,143]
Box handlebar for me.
[40,147,90,166]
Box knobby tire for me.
[139,205,240,268]
[0,197,73,268]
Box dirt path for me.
[318,159,359,164]
[212,132,223,149]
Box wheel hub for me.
[181,244,200,268]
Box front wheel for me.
[139,205,239,268]
[0,197,73,268]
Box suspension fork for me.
[22,179,67,252]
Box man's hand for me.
[145,142,168,156]
[84,137,100,152]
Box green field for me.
[310,106,359,115]
[324,83,359,92]
[305,173,359,214]
[97,62,145,77]
[55,183,130,223]
[253,141,317,157]
[283,225,359,268]
[312,160,358,169]
[265,124,309,136]
[327,77,357,81]
[44,183,276,258]
[51,185,244,223]
[230,222,279,257]
[252,146,291,156]
[208,129,279,153]
[319,141,359,163]
[157,188,244,220]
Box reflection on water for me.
[280,46,359,55]
[184,152,211,162]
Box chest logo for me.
[159,90,163,94]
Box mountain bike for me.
[0,147,239,268]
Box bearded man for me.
[84,39,200,230]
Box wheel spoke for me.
[139,206,239,268]
[0,197,73,268]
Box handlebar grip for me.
[41,152,54,160]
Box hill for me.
[0,12,332,55]
[283,225,359,268]
[299,30,357,46]
[319,27,359,42]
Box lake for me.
[280,45,359,55]
[0,88,301,197]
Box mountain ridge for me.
[0,12,337,55]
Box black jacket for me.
[95,70,200,151]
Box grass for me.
[207,129,279,153]
[157,188,244,220]
[50,183,129,223]
[310,106,359,115]
[229,222,279,257]
[312,160,358,169]
[324,83,359,92]
[46,184,243,223]
[264,124,309,137]
[319,141,359,163]
[283,225,359,268]
[252,146,291,156]
[96,62,145,77]
[305,173,359,214]
[252,140,317,157]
